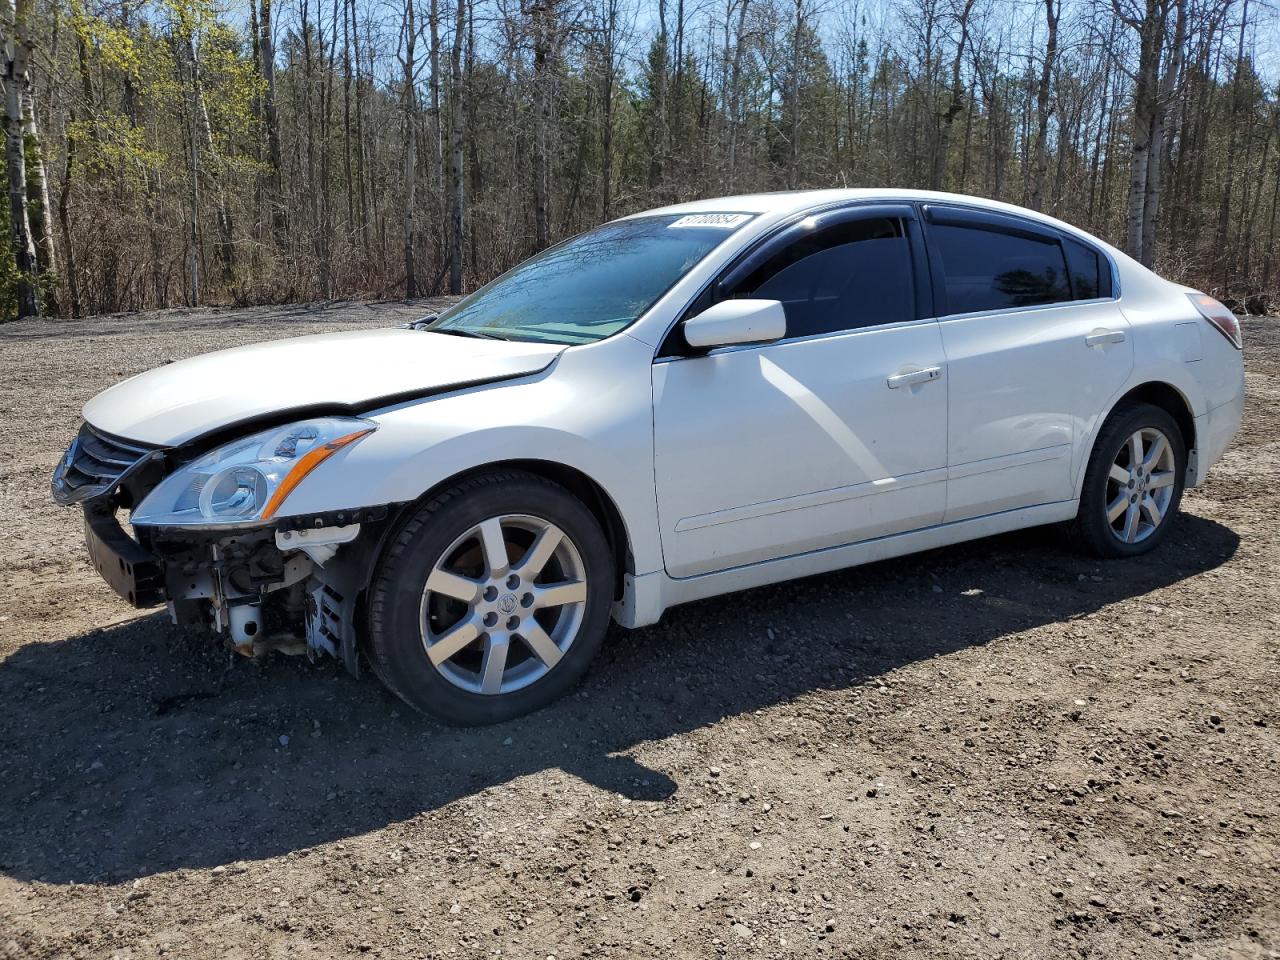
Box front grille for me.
[52,422,160,505]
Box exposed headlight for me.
[132,417,377,527]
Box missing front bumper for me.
[77,498,395,678]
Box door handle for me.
[1085,329,1126,347]
[886,366,942,389]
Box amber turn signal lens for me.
[261,429,375,520]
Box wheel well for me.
[390,460,634,600]
[1112,382,1196,452]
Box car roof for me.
[630,189,892,216]
[628,188,1122,254]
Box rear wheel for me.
[1070,402,1186,558]
[368,471,614,724]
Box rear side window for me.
[729,217,915,337]
[1063,237,1111,299]
[930,224,1070,314]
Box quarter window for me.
[729,217,915,337]
[930,223,1071,314]
[1063,236,1110,300]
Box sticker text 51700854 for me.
[668,213,753,229]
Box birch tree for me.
[0,0,39,316]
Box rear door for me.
[922,204,1133,522]
[652,204,948,578]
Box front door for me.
[651,206,949,579]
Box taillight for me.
[1187,293,1243,350]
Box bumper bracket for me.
[84,507,164,607]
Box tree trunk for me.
[447,0,465,293]
[599,0,618,218]
[1,0,39,317]
[1214,0,1248,289]
[1029,0,1058,211]
[57,120,80,316]
[532,0,554,251]
[186,31,236,288]
[725,0,749,188]
[648,0,668,190]
[1140,0,1184,269]
[317,0,337,298]
[430,0,444,201]
[1087,24,1116,225]
[22,65,53,281]
[402,0,418,298]
[341,0,355,235]
[186,89,201,306]
[350,0,370,248]
[259,0,284,237]
[932,0,976,192]
[1120,0,1163,265]
[787,0,802,188]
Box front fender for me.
[275,335,665,576]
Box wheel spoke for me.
[1148,470,1175,490]
[420,510,589,697]
[515,523,563,579]
[1141,493,1163,527]
[534,580,587,609]
[425,567,481,604]
[1128,431,1145,469]
[519,620,564,668]
[1106,493,1129,523]
[427,617,481,665]
[479,634,510,694]
[1109,462,1131,486]
[477,518,510,577]
[1122,501,1141,542]
[1143,433,1168,471]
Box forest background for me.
[1,0,1277,319]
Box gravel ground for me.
[0,302,1277,960]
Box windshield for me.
[427,213,756,344]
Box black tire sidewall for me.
[369,473,614,724]
[1078,403,1186,558]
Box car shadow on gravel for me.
[0,513,1238,885]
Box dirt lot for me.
[0,302,1277,960]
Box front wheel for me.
[1069,402,1186,558]
[368,471,614,724]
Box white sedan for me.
[53,190,1245,723]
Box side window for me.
[930,223,1071,314]
[729,217,915,337]
[1063,236,1111,300]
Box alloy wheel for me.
[1105,427,1177,544]
[418,514,588,695]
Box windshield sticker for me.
[668,213,752,229]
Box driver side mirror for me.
[683,299,787,350]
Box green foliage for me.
[12,0,1280,315]
[0,200,20,321]
[68,117,164,182]
[72,6,142,78]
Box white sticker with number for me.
[667,213,752,229]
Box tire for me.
[368,471,614,724]
[1069,401,1186,558]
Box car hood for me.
[82,328,565,446]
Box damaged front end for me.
[54,418,393,672]
[145,515,385,672]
